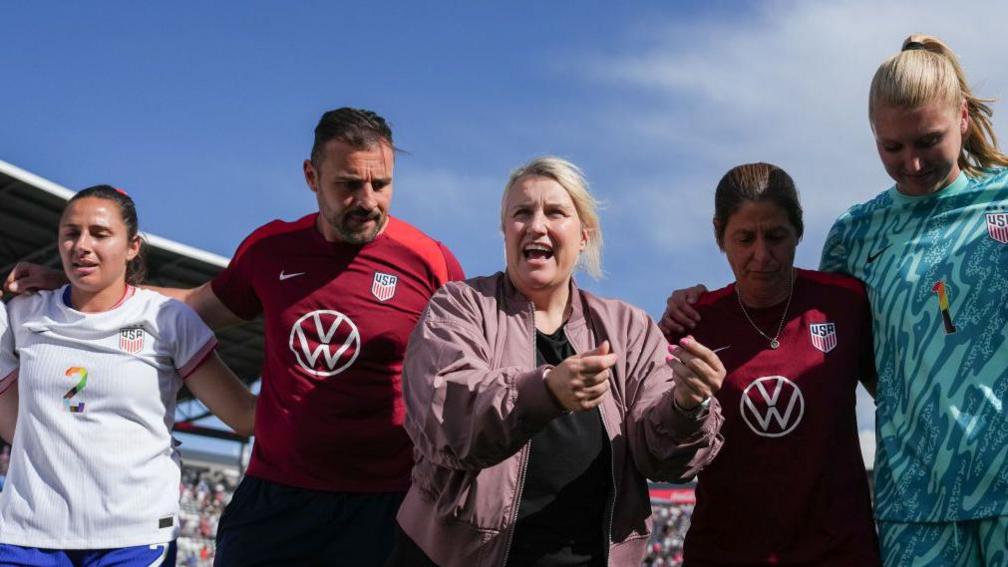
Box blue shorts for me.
[0,541,175,567]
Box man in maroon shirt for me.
[6,108,464,565]
[198,108,463,565]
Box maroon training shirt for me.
[670,269,880,565]
[212,213,464,492]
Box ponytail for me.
[869,34,1008,176]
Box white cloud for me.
[584,0,1008,262]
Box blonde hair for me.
[869,34,1008,176]
[501,156,603,278]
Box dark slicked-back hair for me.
[64,185,147,285]
[310,107,394,169]
[713,162,804,249]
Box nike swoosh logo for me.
[279,271,306,281]
[713,346,731,354]
[866,244,892,264]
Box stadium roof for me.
[0,159,264,414]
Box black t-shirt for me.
[506,327,612,567]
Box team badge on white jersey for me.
[740,376,804,438]
[986,212,1008,244]
[371,272,398,302]
[809,322,837,353]
[119,326,146,354]
[289,310,361,376]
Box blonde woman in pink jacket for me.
[388,156,726,567]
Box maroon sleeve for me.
[210,229,263,320]
[438,241,465,282]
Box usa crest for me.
[987,212,1008,244]
[371,272,398,302]
[809,322,837,353]
[118,326,145,354]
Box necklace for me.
[736,269,795,350]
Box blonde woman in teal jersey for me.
[820,35,1008,566]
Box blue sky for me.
[4,1,1007,458]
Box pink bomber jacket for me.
[398,273,724,566]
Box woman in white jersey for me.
[0,185,256,567]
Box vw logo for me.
[288,310,361,376]
[740,376,804,438]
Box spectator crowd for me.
[177,465,238,567]
[642,500,694,566]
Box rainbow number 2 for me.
[931,281,957,335]
[63,367,88,413]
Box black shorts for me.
[214,476,404,566]
[383,523,439,567]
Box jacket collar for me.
[498,271,587,332]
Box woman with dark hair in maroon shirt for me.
[665,163,880,566]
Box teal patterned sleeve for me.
[819,214,852,276]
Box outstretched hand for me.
[545,340,618,412]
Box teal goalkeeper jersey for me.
[820,168,1008,522]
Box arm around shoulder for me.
[146,282,243,330]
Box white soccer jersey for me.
[0,302,17,391]
[0,286,216,549]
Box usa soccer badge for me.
[986,212,1008,244]
[371,272,398,302]
[809,322,837,353]
[119,326,146,354]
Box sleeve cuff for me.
[658,388,718,441]
[178,339,217,379]
[514,365,567,429]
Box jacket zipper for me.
[564,322,617,566]
[500,301,538,567]
[499,445,530,567]
[597,403,618,566]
